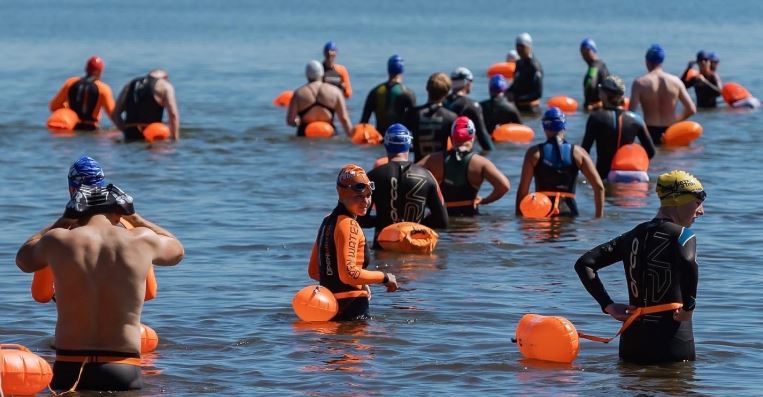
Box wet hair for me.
[426,72,451,102]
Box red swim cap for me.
[451,116,476,145]
[86,56,104,74]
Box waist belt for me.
[536,191,576,216]
[578,302,684,343]
[445,199,478,208]
[56,354,141,366]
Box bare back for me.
[293,81,343,123]
[631,69,693,127]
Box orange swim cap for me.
[336,164,374,198]
[86,56,104,74]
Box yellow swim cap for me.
[656,170,705,207]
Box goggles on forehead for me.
[337,181,375,193]
[692,190,707,202]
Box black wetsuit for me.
[479,95,522,132]
[296,83,336,136]
[361,81,416,135]
[51,350,142,391]
[358,160,448,245]
[534,139,579,216]
[122,75,164,141]
[575,218,698,364]
[583,59,610,109]
[444,93,495,152]
[441,149,479,216]
[508,57,543,113]
[405,102,457,161]
[582,108,656,179]
[681,71,721,108]
[68,76,100,131]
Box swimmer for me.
[480,74,522,132]
[581,75,656,178]
[15,157,184,391]
[575,170,704,364]
[629,44,696,144]
[516,107,604,217]
[322,41,353,98]
[360,55,416,135]
[49,56,117,130]
[308,165,399,320]
[417,116,510,216]
[404,72,458,161]
[286,60,352,137]
[708,51,720,73]
[444,67,495,152]
[507,33,544,114]
[113,69,180,141]
[358,124,448,245]
[681,50,722,108]
[580,38,610,111]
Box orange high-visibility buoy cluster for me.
[272,91,294,107]
[292,285,338,322]
[662,121,702,146]
[47,108,79,132]
[546,96,578,113]
[143,123,171,142]
[486,62,516,79]
[351,123,383,145]
[377,222,439,254]
[492,123,534,143]
[515,314,579,363]
[140,324,159,354]
[304,121,334,138]
[0,344,53,396]
[519,193,552,218]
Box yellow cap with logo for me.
[656,170,705,207]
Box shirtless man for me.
[629,44,696,144]
[15,159,184,392]
[287,60,352,137]
[113,69,180,141]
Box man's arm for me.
[635,118,657,158]
[468,104,495,152]
[335,217,396,291]
[161,82,180,140]
[16,217,77,273]
[515,148,537,215]
[121,213,184,266]
[112,83,130,131]
[574,236,624,316]
[676,79,697,122]
[360,86,375,124]
[676,229,698,319]
[580,115,596,152]
[98,83,118,127]
[335,95,352,137]
[336,64,352,98]
[476,157,509,205]
[575,147,605,218]
[628,80,641,113]
[308,241,320,281]
[49,78,77,112]
[422,172,448,228]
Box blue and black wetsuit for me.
[534,139,579,216]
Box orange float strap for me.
[536,191,576,216]
[445,199,479,209]
[577,302,683,343]
[54,354,141,366]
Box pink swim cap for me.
[451,116,476,145]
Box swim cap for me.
[645,44,665,64]
[708,51,720,62]
[64,184,135,219]
[86,56,104,74]
[696,50,709,62]
[324,41,337,53]
[383,123,413,154]
[305,60,324,81]
[506,50,519,62]
[451,67,474,90]
[489,74,508,96]
[336,164,374,198]
[68,156,106,195]
[451,116,476,145]
[542,107,567,133]
[599,75,625,96]
[516,32,533,47]
[580,38,597,52]
[656,170,705,207]
[388,55,404,76]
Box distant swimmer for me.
[480,74,522,132]
[286,60,352,137]
[629,44,696,144]
[575,170,705,364]
[681,50,722,108]
[516,108,604,217]
[507,33,543,114]
[418,116,510,216]
[582,76,656,179]
[405,72,458,161]
[358,124,448,244]
[444,67,495,152]
[322,41,352,98]
[708,51,720,73]
[580,38,610,111]
[308,164,399,320]
[49,56,117,130]
[15,156,184,391]
[113,69,180,141]
[360,55,416,135]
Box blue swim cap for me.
[645,44,665,64]
[542,107,567,133]
[580,38,597,52]
[324,41,337,53]
[696,50,709,62]
[384,123,412,154]
[68,156,106,195]
[489,75,508,96]
[388,55,404,76]
[708,51,720,62]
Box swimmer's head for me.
[64,184,135,220]
[451,67,474,91]
[426,72,451,102]
[516,33,533,57]
[580,38,597,53]
[388,55,404,76]
[696,50,710,63]
[384,123,413,155]
[656,170,706,207]
[506,50,519,62]
[489,75,508,96]
[542,107,567,134]
[324,41,337,54]
[336,164,374,215]
[86,56,104,76]
[305,60,324,82]
[451,116,476,146]
[708,51,720,63]
[68,156,106,197]
[645,44,665,66]
[599,75,625,96]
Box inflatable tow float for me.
[0,344,53,396]
[377,222,439,254]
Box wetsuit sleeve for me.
[336,64,352,98]
[335,217,385,285]
[574,235,625,312]
[581,115,596,152]
[422,173,448,228]
[49,78,77,111]
[515,60,543,102]
[633,115,656,158]
[98,82,116,115]
[308,241,320,281]
[680,68,695,88]
[361,85,376,124]
[469,103,495,152]
[676,230,699,311]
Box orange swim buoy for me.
[662,121,703,146]
[47,108,79,132]
[519,193,552,218]
[611,144,649,172]
[683,68,699,83]
[351,123,383,145]
[304,121,334,138]
[515,314,579,363]
[0,344,53,396]
[492,123,534,143]
[377,222,439,254]
[292,285,338,322]
[143,123,171,142]
[722,82,752,106]
[140,324,159,354]
[486,62,516,79]
[546,96,578,113]
[273,90,294,107]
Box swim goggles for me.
[337,181,375,193]
[692,190,707,202]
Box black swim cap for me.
[64,184,135,219]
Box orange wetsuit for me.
[50,76,115,130]
[323,62,352,98]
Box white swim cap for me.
[516,32,533,47]
[305,60,324,81]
